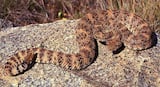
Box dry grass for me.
[0,0,160,33]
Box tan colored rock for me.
[0,20,159,87]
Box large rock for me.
[0,20,159,87]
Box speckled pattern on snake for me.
[0,10,153,77]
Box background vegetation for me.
[0,0,160,33]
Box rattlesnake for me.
[0,10,153,78]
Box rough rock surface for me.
[0,20,159,87]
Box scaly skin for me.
[0,10,153,78]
